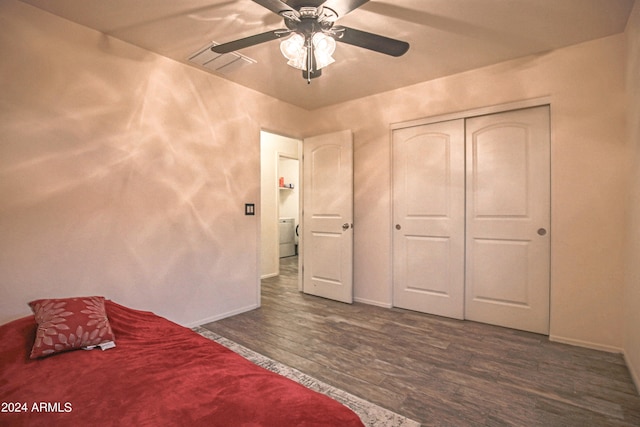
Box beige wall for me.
[304,33,630,351]
[624,0,640,389]
[0,0,308,326]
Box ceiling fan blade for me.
[334,26,409,57]
[211,29,290,54]
[252,0,298,17]
[323,0,369,18]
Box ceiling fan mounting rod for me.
[299,6,319,18]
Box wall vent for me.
[188,42,256,75]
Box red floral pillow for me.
[28,296,116,359]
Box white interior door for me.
[465,106,550,334]
[392,120,465,318]
[302,130,353,303]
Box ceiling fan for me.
[211,0,410,82]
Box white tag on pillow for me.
[98,341,116,350]
[81,341,116,351]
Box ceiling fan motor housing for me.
[284,7,336,37]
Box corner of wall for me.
[624,0,640,396]
[624,351,640,394]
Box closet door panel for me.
[465,106,551,334]
[392,120,465,319]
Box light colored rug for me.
[194,327,421,427]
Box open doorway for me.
[260,129,354,303]
[259,131,301,280]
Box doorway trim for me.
[390,96,551,130]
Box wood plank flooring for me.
[203,256,640,426]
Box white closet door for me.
[392,106,551,334]
[392,119,465,319]
[465,106,551,334]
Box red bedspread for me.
[0,301,365,427]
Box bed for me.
[0,297,365,427]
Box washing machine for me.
[279,218,296,258]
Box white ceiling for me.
[20,0,636,110]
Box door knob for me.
[342,223,350,231]
[395,224,402,230]
[537,228,547,236]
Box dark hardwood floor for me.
[203,256,640,426]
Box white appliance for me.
[279,218,296,258]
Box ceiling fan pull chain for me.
[307,42,313,84]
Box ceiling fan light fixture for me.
[280,31,337,72]
[280,33,308,70]
[280,33,305,60]
[287,50,308,70]
[312,32,336,69]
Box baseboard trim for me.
[549,334,624,354]
[184,304,259,328]
[353,297,392,308]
